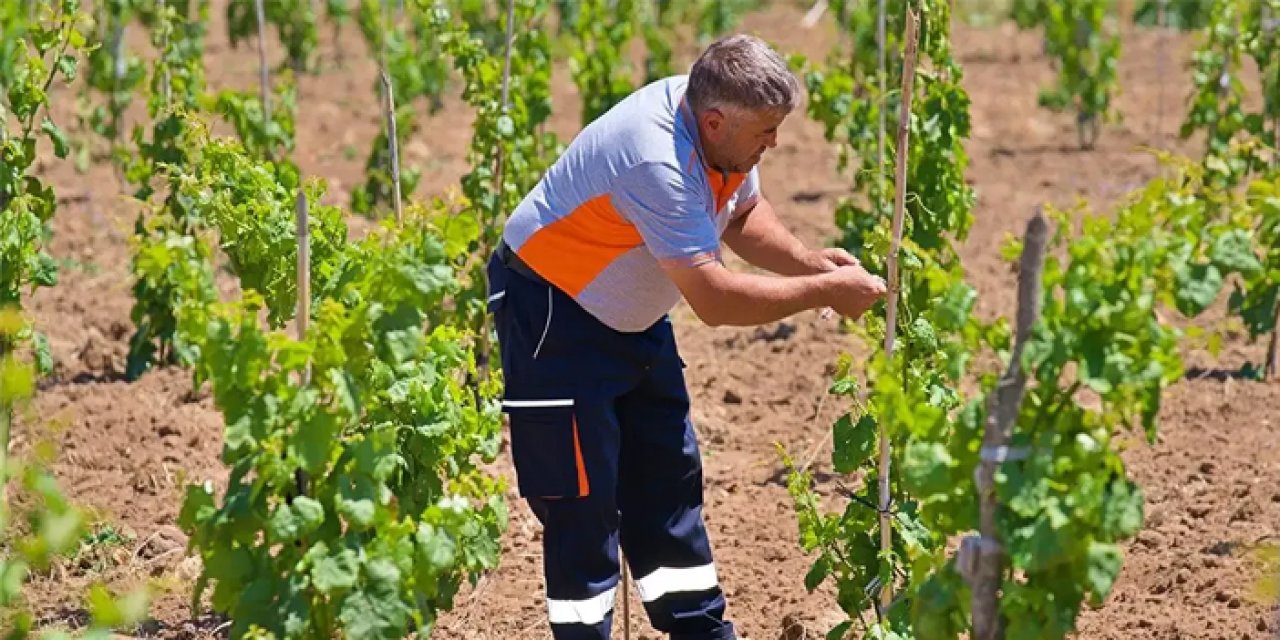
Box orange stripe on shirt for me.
[706,169,747,214]
[517,194,644,296]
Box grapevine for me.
[435,0,560,342]
[1,312,153,638]
[171,126,348,328]
[351,0,450,216]
[123,0,216,378]
[1,0,92,370]
[1181,0,1280,187]
[1011,0,1122,149]
[78,0,146,174]
[226,0,320,73]
[802,0,975,257]
[177,201,506,640]
[789,3,984,635]
[567,0,637,126]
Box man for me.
[486,34,886,640]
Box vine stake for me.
[254,0,270,139]
[967,209,1049,640]
[381,69,403,224]
[878,6,919,614]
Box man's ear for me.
[699,108,726,140]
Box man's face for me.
[699,106,788,174]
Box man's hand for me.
[823,264,887,320]
[805,247,861,273]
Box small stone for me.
[157,424,181,437]
[1214,590,1232,603]
[1228,597,1242,609]
[177,555,202,580]
[723,389,743,405]
[1188,504,1212,518]
[1199,461,1217,474]
[1258,617,1269,632]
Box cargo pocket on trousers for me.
[503,399,590,499]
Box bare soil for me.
[14,3,1278,639]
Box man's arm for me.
[722,196,858,275]
[665,259,885,327]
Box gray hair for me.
[686,34,800,115]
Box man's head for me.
[687,34,800,174]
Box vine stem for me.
[878,6,918,615]
[381,69,402,225]
[969,210,1049,640]
[254,0,271,135]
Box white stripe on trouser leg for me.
[634,564,719,603]
[547,587,617,625]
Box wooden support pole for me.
[380,70,403,225]
[878,6,919,614]
[293,186,311,497]
[967,210,1049,640]
[254,0,271,132]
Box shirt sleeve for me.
[611,161,721,269]
[731,167,761,219]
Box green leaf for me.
[1079,338,1113,394]
[339,576,412,640]
[40,507,83,556]
[804,554,831,592]
[1100,478,1143,539]
[1085,542,1123,605]
[1209,229,1262,276]
[292,496,326,533]
[826,620,854,640]
[337,480,377,529]
[268,503,303,543]
[832,414,875,473]
[33,331,53,375]
[178,483,216,531]
[1173,262,1222,317]
[57,54,77,82]
[88,585,150,627]
[41,118,69,159]
[34,253,59,287]
[902,441,953,498]
[311,548,359,594]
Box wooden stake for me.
[1155,0,1167,145]
[296,187,311,348]
[158,0,171,106]
[878,7,919,614]
[380,70,403,225]
[876,0,887,219]
[254,0,271,130]
[492,0,517,202]
[968,210,1049,640]
[294,186,311,498]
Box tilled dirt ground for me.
[14,3,1279,639]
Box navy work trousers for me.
[486,251,736,640]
